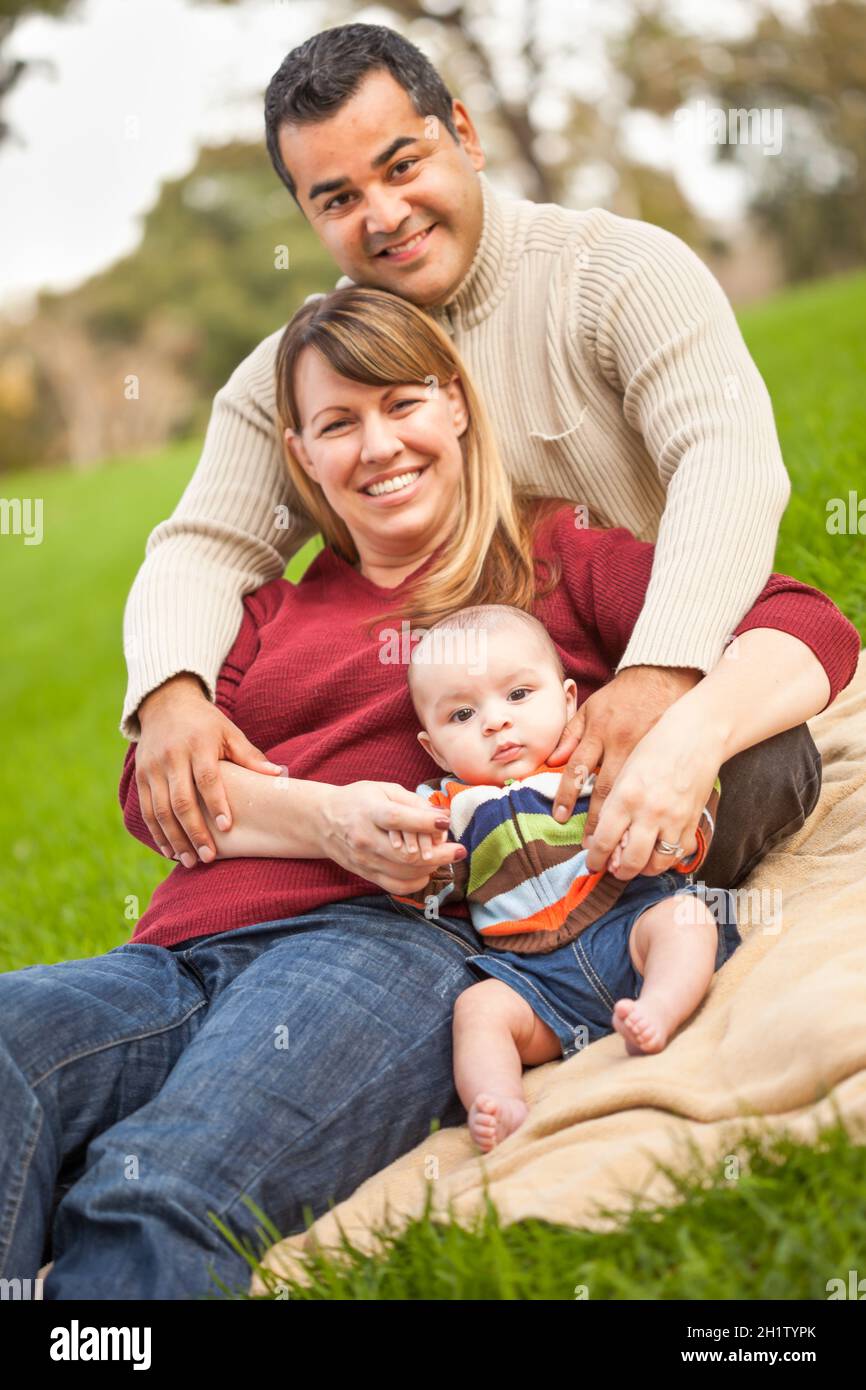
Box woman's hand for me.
[136,674,285,865]
[319,781,466,894]
[581,704,725,880]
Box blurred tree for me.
[1,1,79,146]
[343,0,704,244]
[1,138,337,470]
[615,0,866,282]
[0,0,237,148]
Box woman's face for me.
[286,346,469,566]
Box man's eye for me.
[324,192,352,211]
[392,158,418,177]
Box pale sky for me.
[0,0,805,318]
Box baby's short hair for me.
[407,604,564,721]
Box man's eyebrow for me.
[308,136,420,202]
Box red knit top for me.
[119,505,862,949]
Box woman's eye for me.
[393,398,422,411]
[321,419,349,435]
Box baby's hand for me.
[389,825,451,862]
[608,829,630,873]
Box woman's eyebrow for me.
[311,385,420,426]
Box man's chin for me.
[369,254,456,306]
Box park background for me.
[1,0,865,1299]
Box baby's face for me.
[413,625,578,785]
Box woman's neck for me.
[352,529,451,589]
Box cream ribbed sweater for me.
[120,170,790,740]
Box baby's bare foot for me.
[612,998,674,1055]
[468,1093,529,1152]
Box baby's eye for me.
[508,687,531,701]
[449,707,473,723]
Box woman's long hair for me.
[274,285,570,637]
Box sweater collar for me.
[425,170,524,331]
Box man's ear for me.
[285,426,316,481]
[417,729,450,771]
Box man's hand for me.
[546,665,704,857]
[135,673,285,866]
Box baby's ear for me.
[418,729,449,771]
[563,677,579,716]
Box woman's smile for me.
[358,463,431,505]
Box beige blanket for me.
[254,649,866,1292]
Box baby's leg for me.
[453,979,561,1152]
[612,893,718,1055]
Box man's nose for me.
[364,186,413,241]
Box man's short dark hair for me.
[264,22,460,205]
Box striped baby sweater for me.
[394,761,721,954]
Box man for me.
[124,21,820,888]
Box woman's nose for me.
[360,417,403,465]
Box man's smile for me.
[376,223,438,261]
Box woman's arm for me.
[661,625,831,762]
[195,762,331,859]
[194,761,469,895]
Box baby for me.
[398,604,741,1153]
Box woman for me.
[0,288,859,1301]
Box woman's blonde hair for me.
[274,285,570,638]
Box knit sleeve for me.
[553,511,862,710]
[119,324,319,742]
[118,585,278,855]
[576,214,791,676]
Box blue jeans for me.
[0,894,481,1300]
[464,872,742,1058]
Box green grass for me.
[0,442,321,969]
[204,1112,866,1300]
[2,269,865,1298]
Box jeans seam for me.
[572,937,616,1011]
[29,999,208,1089]
[0,1091,43,1278]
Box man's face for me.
[277,68,485,308]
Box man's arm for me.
[579,213,791,676]
[121,323,319,741]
